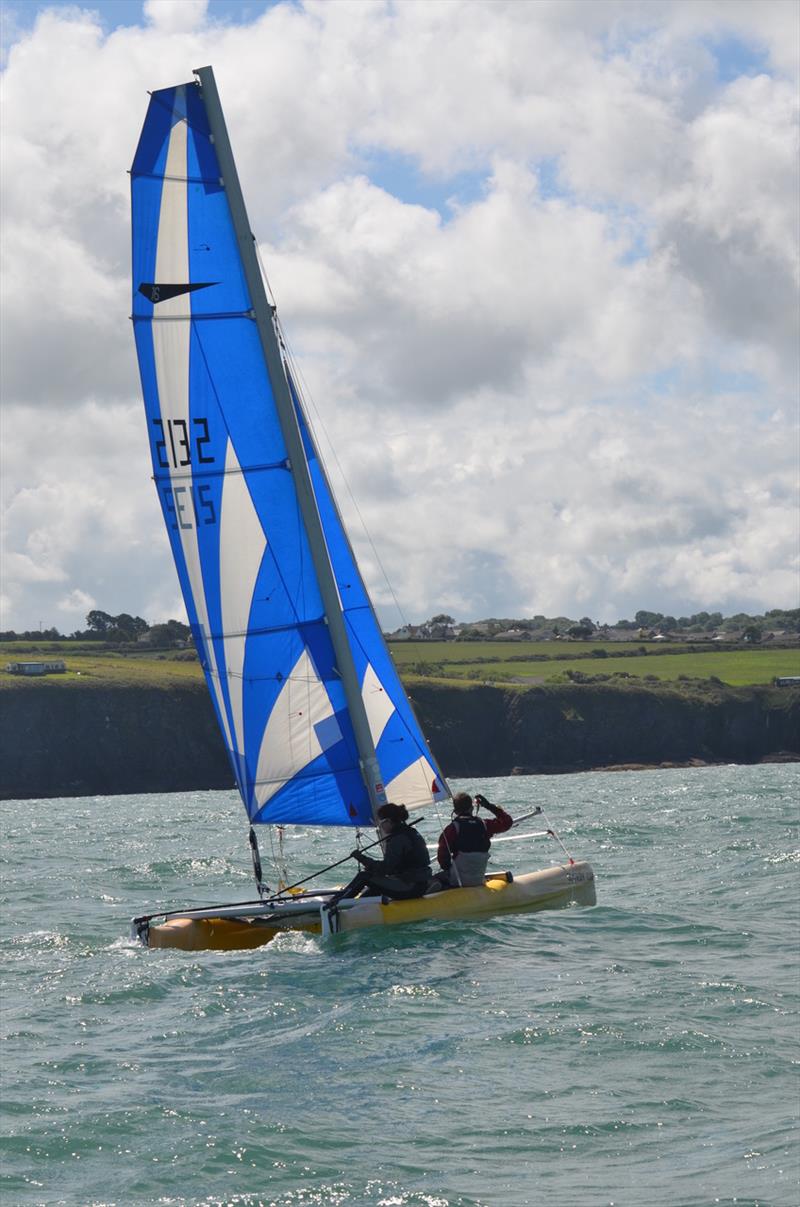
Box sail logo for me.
[139,282,217,303]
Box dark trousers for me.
[336,869,428,902]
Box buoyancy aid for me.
[452,815,491,853]
[449,815,491,886]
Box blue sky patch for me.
[536,157,574,204]
[617,225,651,265]
[612,362,761,411]
[707,33,770,82]
[2,0,281,39]
[702,365,760,395]
[360,147,488,220]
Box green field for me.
[2,637,798,690]
[389,640,800,687]
[0,644,202,689]
[389,639,650,664]
[413,649,800,687]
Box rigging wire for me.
[285,332,410,629]
[268,824,292,891]
[538,806,575,865]
[266,823,422,901]
[429,795,461,886]
[254,239,410,631]
[252,236,456,832]
[251,238,452,851]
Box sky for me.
[1,0,798,633]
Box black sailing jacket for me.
[370,824,431,881]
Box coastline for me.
[512,753,800,775]
[1,678,797,801]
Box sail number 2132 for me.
[152,417,217,530]
[152,417,214,469]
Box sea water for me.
[1,765,798,1207]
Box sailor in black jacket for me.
[329,802,431,904]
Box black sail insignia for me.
[138,281,217,303]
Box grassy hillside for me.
[2,636,798,691]
[0,644,201,689]
[389,640,799,687]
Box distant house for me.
[386,625,421,641]
[493,628,527,641]
[5,660,66,676]
[427,625,454,640]
[774,676,800,687]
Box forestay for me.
[131,77,448,829]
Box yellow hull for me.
[144,861,595,951]
[148,915,320,950]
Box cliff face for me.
[1,680,797,800]
[409,682,800,776]
[1,683,232,800]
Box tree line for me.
[2,606,798,646]
[1,610,191,646]
[412,608,800,641]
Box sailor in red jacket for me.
[435,792,513,887]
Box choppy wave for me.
[1,764,798,1207]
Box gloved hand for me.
[475,794,499,814]
[352,849,373,866]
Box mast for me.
[193,65,386,825]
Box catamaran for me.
[129,66,596,950]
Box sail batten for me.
[153,460,289,482]
[134,312,255,323]
[131,68,449,830]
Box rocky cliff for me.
[1,679,797,800]
[410,681,799,776]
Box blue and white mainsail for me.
[131,70,449,829]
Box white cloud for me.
[57,587,96,617]
[266,165,700,413]
[325,384,799,626]
[0,0,797,632]
[1,400,169,631]
[144,0,209,34]
[655,73,799,382]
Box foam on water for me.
[1,765,798,1206]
